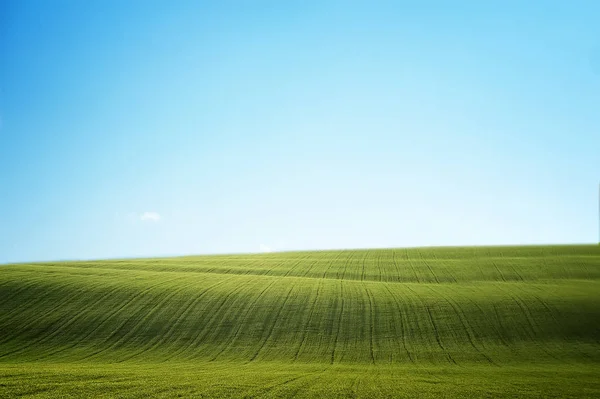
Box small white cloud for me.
[140,212,161,222]
[259,244,272,253]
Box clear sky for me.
[1,1,599,263]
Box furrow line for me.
[492,261,508,282]
[427,285,496,365]
[300,258,319,279]
[283,254,310,278]
[175,278,249,361]
[360,251,368,281]
[266,367,329,399]
[337,252,352,280]
[404,283,458,365]
[109,277,202,360]
[405,248,420,283]
[293,280,322,362]
[449,283,513,351]
[364,286,376,364]
[153,276,237,358]
[491,303,514,349]
[507,260,525,282]
[124,276,238,361]
[330,280,345,364]
[30,281,131,360]
[496,285,562,362]
[0,279,107,357]
[242,374,306,398]
[70,274,184,360]
[247,284,296,362]
[382,283,414,363]
[419,249,440,284]
[321,251,344,280]
[0,275,49,313]
[425,305,457,365]
[376,252,384,282]
[391,249,403,283]
[77,274,184,361]
[210,278,279,362]
[0,277,87,346]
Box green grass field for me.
[1,245,599,398]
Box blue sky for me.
[1,1,599,263]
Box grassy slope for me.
[1,245,599,398]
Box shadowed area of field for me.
[1,245,599,397]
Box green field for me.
[1,245,599,398]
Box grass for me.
[1,245,599,398]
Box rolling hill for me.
[1,245,599,398]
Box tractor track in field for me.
[0,274,50,310]
[391,249,403,282]
[299,258,320,279]
[418,249,441,284]
[375,252,384,282]
[151,276,238,359]
[339,251,354,281]
[283,254,311,278]
[248,285,296,362]
[492,261,508,282]
[360,251,369,282]
[364,286,376,364]
[425,305,457,365]
[330,280,345,364]
[94,278,197,360]
[123,276,242,362]
[322,251,345,280]
[403,282,458,365]
[382,283,414,364]
[0,277,86,348]
[170,278,249,361]
[427,285,497,365]
[495,285,563,362]
[209,278,279,362]
[76,274,185,361]
[293,280,323,362]
[405,248,421,283]
[0,278,119,358]
[31,281,133,360]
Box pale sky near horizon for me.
[1,1,599,263]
